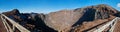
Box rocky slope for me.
[45,4,118,32]
[1,4,119,32]
[2,9,57,32]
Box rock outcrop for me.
[114,12,120,17]
[45,4,118,32]
[2,9,57,32]
[2,9,20,16]
[1,4,119,32]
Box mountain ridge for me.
[1,4,119,32]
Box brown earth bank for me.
[2,9,57,32]
[0,15,7,32]
[0,4,120,32]
[113,19,120,32]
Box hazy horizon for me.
[0,0,120,13]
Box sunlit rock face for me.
[1,4,119,32]
[45,10,78,31]
[2,9,57,32]
[45,4,118,32]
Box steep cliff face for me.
[72,4,118,27]
[45,10,77,31]
[1,4,119,32]
[45,4,118,32]
[74,4,118,21]
[2,9,57,32]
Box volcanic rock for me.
[2,9,57,32]
[45,4,118,32]
[1,4,119,32]
[2,9,20,16]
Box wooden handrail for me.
[92,17,119,32]
[1,15,9,32]
[1,14,30,32]
[109,17,120,32]
[1,13,119,32]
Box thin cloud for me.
[117,3,120,7]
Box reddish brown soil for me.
[74,15,115,32]
[113,19,120,32]
[0,15,7,32]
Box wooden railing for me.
[0,14,30,32]
[92,17,119,32]
[0,13,119,32]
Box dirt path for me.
[73,16,115,32]
[113,20,120,32]
[0,15,7,32]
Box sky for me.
[0,0,120,14]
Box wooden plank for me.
[93,17,118,32]
[113,19,120,32]
[1,14,30,32]
[1,15,9,32]
[3,18,13,32]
